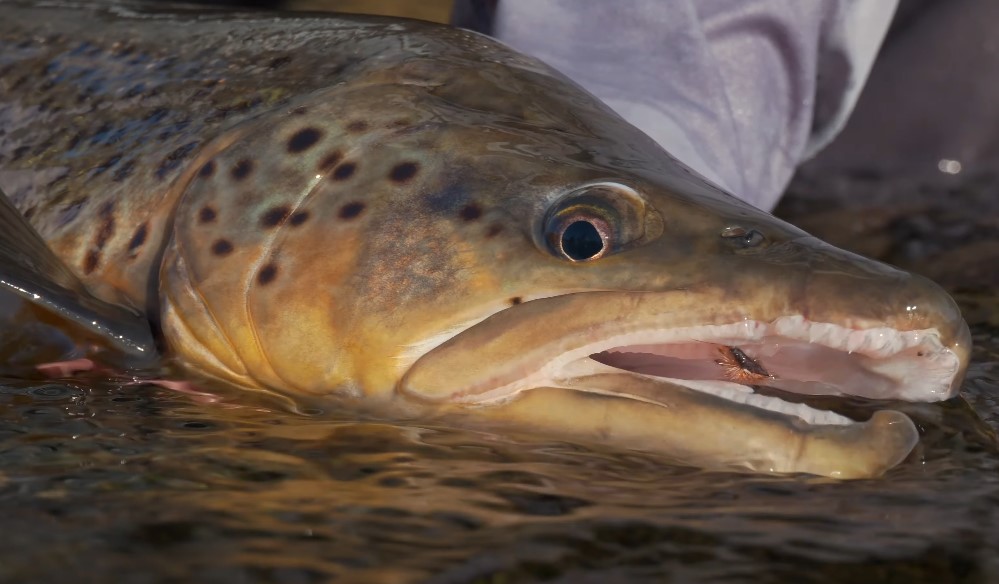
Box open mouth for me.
[401,291,968,429]
[583,315,962,426]
[400,291,969,477]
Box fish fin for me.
[0,188,159,370]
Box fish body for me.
[0,0,972,477]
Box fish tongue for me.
[0,186,159,373]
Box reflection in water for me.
[1,328,998,582]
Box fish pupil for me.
[561,220,603,260]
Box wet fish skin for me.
[0,0,972,477]
[0,1,461,310]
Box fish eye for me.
[559,217,610,261]
[543,182,663,262]
[721,225,766,249]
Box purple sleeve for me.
[455,0,897,210]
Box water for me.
[0,174,996,583]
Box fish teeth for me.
[846,330,869,353]
[671,379,852,426]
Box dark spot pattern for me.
[128,222,148,253]
[269,56,293,70]
[346,121,368,133]
[91,155,122,178]
[333,162,356,181]
[95,202,116,251]
[389,162,419,183]
[83,250,99,275]
[486,224,504,238]
[11,146,30,162]
[318,151,342,171]
[198,160,216,178]
[287,128,322,153]
[66,131,84,151]
[339,202,365,220]
[459,203,482,221]
[289,211,310,227]
[231,158,254,181]
[199,206,217,224]
[257,263,278,285]
[261,206,290,228]
[510,297,522,305]
[112,159,136,182]
[211,239,234,256]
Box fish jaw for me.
[399,274,968,478]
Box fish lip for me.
[399,291,970,426]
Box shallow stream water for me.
[0,173,997,583]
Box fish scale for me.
[0,0,973,478]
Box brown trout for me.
[0,0,972,478]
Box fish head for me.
[159,44,970,477]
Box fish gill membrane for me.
[0,0,974,478]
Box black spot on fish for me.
[231,158,254,181]
[198,160,215,179]
[83,250,100,275]
[11,146,30,162]
[95,202,116,251]
[486,224,504,238]
[123,83,146,99]
[333,162,356,181]
[199,206,217,224]
[287,128,322,153]
[47,172,69,188]
[23,207,36,220]
[289,210,310,227]
[156,141,199,181]
[144,108,169,123]
[268,56,293,69]
[291,106,308,116]
[257,263,278,285]
[89,123,113,146]
[211,239,233,256]
[112,159,136,182]
[91,155,122,178]
[128,222,148,253]
[510,297,522,305]
[339,202,365,220]
[460,203,482,221]
[389,162,419,183]
[319,151,342,172]
[59,197,88,227]
[66,131,84,151]
[8,75,29,93]
[261,206,290,228]
[346,121,368,133]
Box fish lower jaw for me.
[450,315,963,427]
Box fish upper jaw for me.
[399,289,968,408]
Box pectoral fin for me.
[0,189,158,372]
